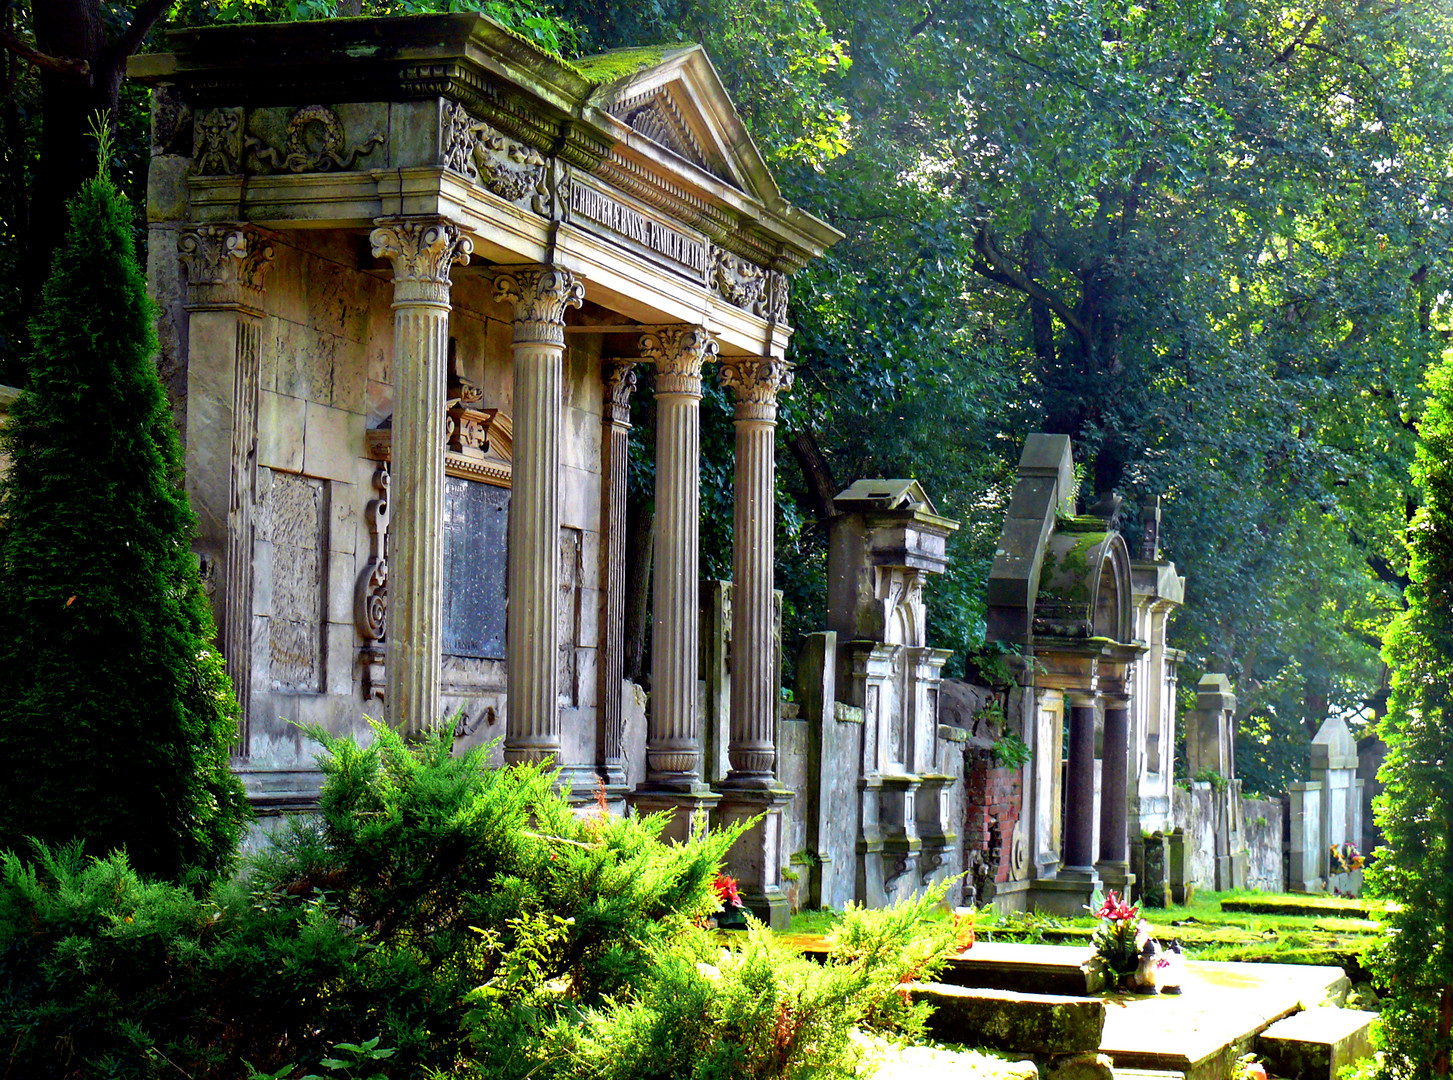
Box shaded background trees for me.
[3,0,1451,792]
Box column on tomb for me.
[177,224,275,752]
[597,360,637,787]
[717,357,794,788]
[1098,688,1132,869]
[492,267,585,764]
[1063,691,1099,872]
[641,326,717,786]
[369,219,472,734]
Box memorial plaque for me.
[443,477,509,660]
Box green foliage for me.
[1192,768,1229,794]
[1369,350,1453,1080]
[0,167,248,881]
[0,725,742,1078]
[517,885,958,1080]
[990,732,1030,771]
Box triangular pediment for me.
[581,45,779,203]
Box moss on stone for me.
[576,45,684,86]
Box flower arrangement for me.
[1329,841,1365,874]
[1088,890,1151,983]
[713,873,744,909]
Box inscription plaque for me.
[443,477,509,660]
[569,181,708,277]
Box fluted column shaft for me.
[1098,696,1131,864]
[598,362,637,786]
[178,224,275,753]
[495,268,585,764]
[371,220,472,734]
[1064,693,1099,870]
[644,327,718,786]
[719,358,794,788]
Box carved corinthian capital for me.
[603,361,638,424]
[641,326,718,396]
[178,224,275,312]
[370,219,473,306]
[718,357,794,422]
[493,267,586,347]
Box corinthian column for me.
[493,267,585,765]
[370,219,472,734]
[598,361,637,787]
[641,326,717,787]
[718,358,793,788]
[178,224,275,753]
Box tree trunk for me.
[787,427,838,522]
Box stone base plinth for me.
[1095,860,1135,898]
[716,786,792,930]
[1028,871,1100,917]
[627,783,720,845]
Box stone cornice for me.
[177,224,275,312]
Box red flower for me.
[1094,890,1139,922]
[713,874,743,908]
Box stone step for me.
[914,982,1106,1055]
[1114,1070,1187,1080]
[937,941,1107,996]
[1256,1007,1377,1080]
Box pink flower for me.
[1094,890,1139,922]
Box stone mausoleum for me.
[129,14,840,919]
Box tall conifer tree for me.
[0,145,247,880]
[1371,352,1453,1079]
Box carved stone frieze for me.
[718,357,794,421]
[493,267,585,347]
[153,88,192,156]
[441,101,551,216]
[370,220,473,306]
[177,224,275,311]
[608,87,714,176]
[247,105,384,173]
[641,326,718,396]
[765,270,791,324]
[710,247,768,313]
[193,108,243,175]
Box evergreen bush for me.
[1369,351,1453,1080]
[0,160,248,879]
[0,725,745,1078]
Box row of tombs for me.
[55,12,1364,923]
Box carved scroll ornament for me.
[355,463,389,700]
[247,104,384,173]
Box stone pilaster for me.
[717,357,793,788]
[370,219,472,733]
[640,326,717,787]
[1063,692,1099,874]
[178,224,275,753]
[493,267,585,766]
[597,360,637,787]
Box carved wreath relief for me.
[193,105,382,176]
[442,101,551,216]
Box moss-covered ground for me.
[788,890,1386,981]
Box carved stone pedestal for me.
[627,785,720,846]
[716,787,793,930]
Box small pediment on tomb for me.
[366,409,512,488]
[581,45,771,199]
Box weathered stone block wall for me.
[1243,796,1284,892]
[1172,783,1218,889]
[776,714,812,908]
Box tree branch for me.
[1273,14,1320,64]
[0,29,90,80]
[100,0,174,76]
[970,225,1093,352]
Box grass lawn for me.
[788,890,1386,980]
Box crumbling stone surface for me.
[916,982,1105,1054]
[1047,1052,1114,1080]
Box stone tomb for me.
[1288,716,1364,894]
[985,435,1145,914]
[129,13,840,873]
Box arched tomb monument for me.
[986,434,1145,914]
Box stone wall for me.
[1243,796,1285,892]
